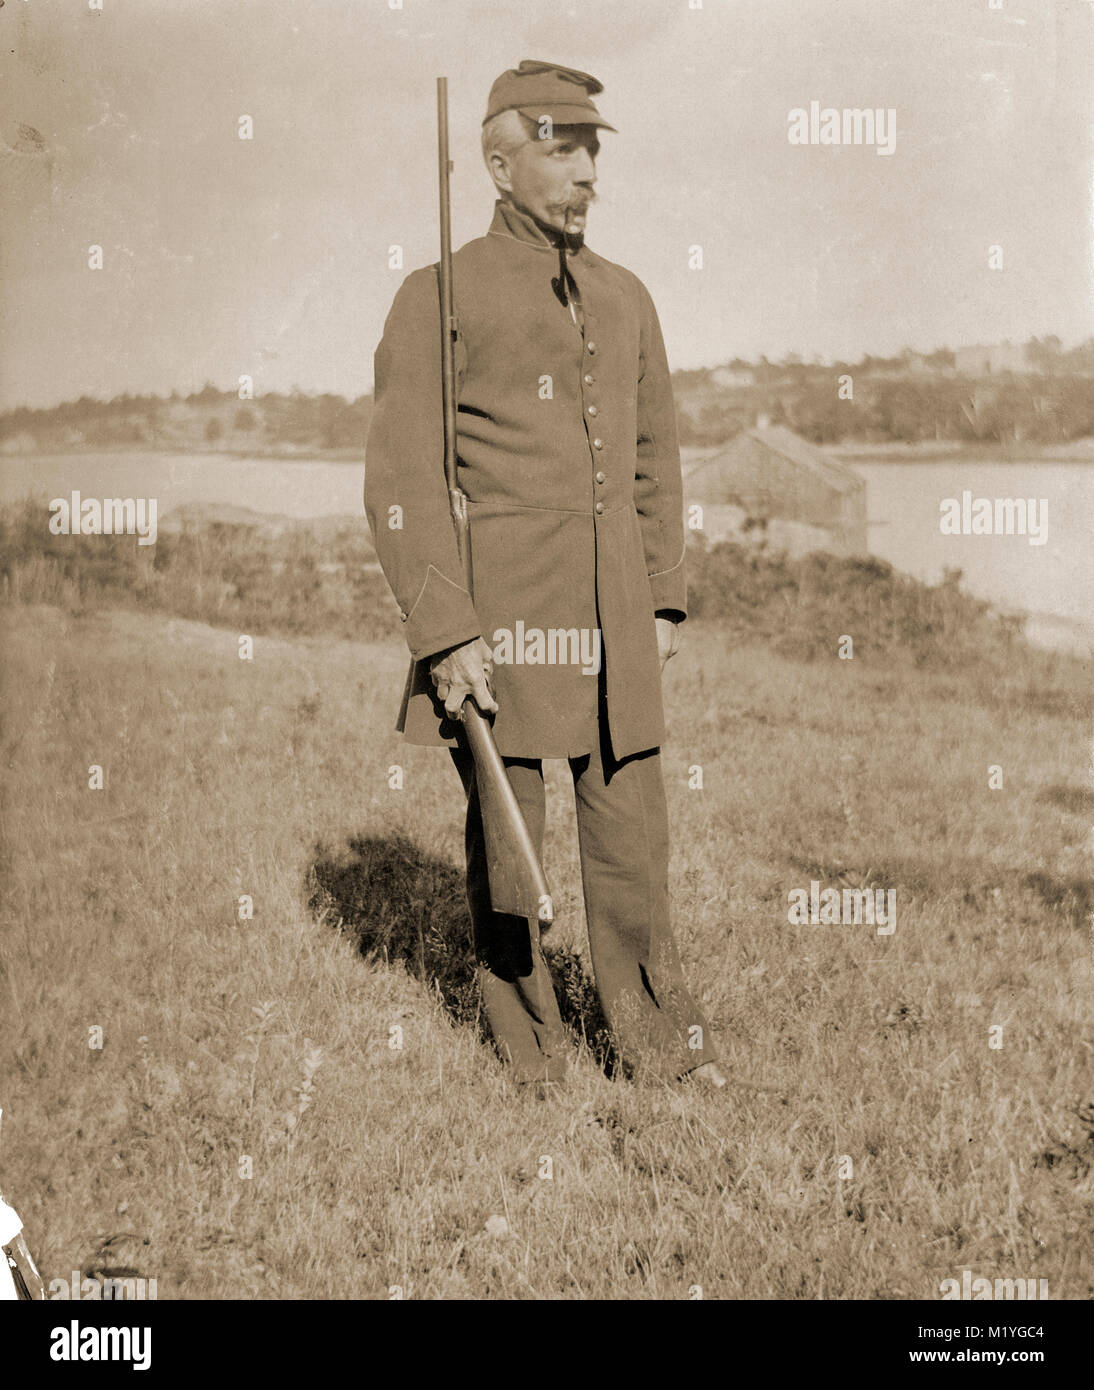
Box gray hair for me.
[481,109,537,168]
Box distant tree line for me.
[676,372,1094,447]
[3,336,1092,453]
[0,387,376,455]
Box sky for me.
[1,0,1092,410]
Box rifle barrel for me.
[433,76,554,928]
[436,77,470,584]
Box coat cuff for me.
[402,564,483,661]
[648,548,687,620]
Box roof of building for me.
[685,424,864,498]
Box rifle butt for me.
[462,708,554,926]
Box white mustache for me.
[550,194,597,215]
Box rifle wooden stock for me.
[436,76,554,927]
[5,1231,45,1299]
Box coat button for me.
[586,342,596,354]
[595,501,605,514]
[399,611,408,622]
[592,438,603,450]
[587,405,598,417]
[584,374,595,385]
[595,471,606,484]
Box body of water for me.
[3,450,1091,654]
[849,459,1093,653]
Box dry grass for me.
[1,578,1091,1299]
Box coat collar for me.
[487,200,586,260]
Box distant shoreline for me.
[828,438,1094,463]
[682,439,1094,467]
[5,437,1092,466]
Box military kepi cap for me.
[484,59,617,131]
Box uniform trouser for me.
[449,724,716,1085]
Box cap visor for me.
[514,103,617,132]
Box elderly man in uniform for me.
[365,60,726,1092]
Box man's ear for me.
[488,150,514,194]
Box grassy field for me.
[1,520,1092,1299]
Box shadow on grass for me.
[1036,784,1094,816]
[306,833,615,1074]
[1022,871,1094,932]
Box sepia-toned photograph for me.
[2,0,1092,1336]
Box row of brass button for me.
[586,342,603,511]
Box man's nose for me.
[569,146,597,185]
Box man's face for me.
[499,124,600,237]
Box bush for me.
[0,500,397,642]
[686,535,1021,669]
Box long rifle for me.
[436,77,554,929]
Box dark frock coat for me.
[364,200,687,760]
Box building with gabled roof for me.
[683,421,867,557]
